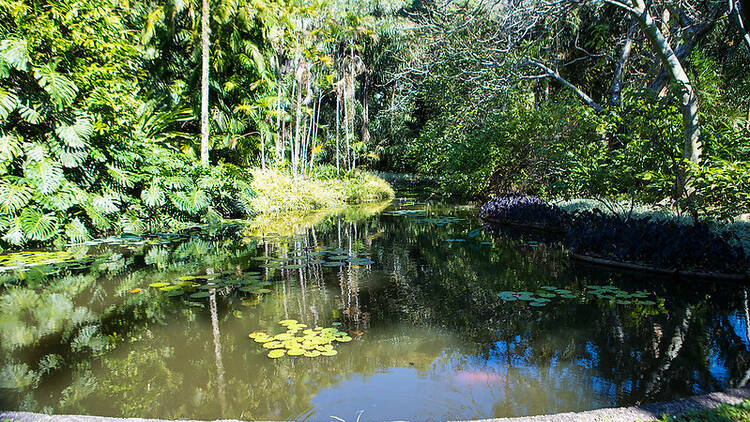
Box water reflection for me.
[0,202,749,420]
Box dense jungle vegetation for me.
[0,0,748,249]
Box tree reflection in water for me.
[0,202,748,420]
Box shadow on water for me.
[0,202,749,420]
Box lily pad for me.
[189,291,211,299]
[268,349,285,359]
[149,282,170,288]
[323,261,346,267]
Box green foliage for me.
[658,400,750,421]
[0,0,261,248]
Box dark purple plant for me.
[568,210,747,274]
[479,194,571,228]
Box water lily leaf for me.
[160,285,181,291]
[263,341,283,349]
[268,349,285,359]
[189,291,211,299]
[468,229,481,238]
[279,319,298,325]
[529,301,548,307]
[616,300,631,305]
[335,336,352,342]
[149,282,170,288]
[304,350,321,358]
[178,276,195,281]
[323,261,345,267]
[320,350,338,356]
[165,290,184,297]
[287,348,305,356]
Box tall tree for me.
[200,0,210,167]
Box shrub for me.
[479,193,572,229]
[568,210,747,274]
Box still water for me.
[1,201,749,421]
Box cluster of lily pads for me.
[383,210,426,217]
[497,285,658,307]
[254,246,374,270]
[384,209,465,227]
[144,270,272,299]
[445,228,493,246]
[249,319,353,359]
[0,250,96,272]
[497,286,577,307]
[586,285,656,305]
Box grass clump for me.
[658,400,750,421]
[249,169,394,214]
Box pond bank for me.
[2,387,749,422]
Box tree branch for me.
[523,60,604,112]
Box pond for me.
[1,201,749,421]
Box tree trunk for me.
[293,54,301,177]
[632,0,701,163]
[336,93,340,177]
[276,59,282,166]
[260,129,265,170]
[361,72,370,149]
[605,0,702,164]
[730,0,750,53]
[611,21,637,107]
[200,0,210,167]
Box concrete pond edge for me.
[2,386,750,422]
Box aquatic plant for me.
[497,285,660,307]
[479,194,571,228]
[249,320,355,359]
[568,210,747,274]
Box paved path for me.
[3,387,750,422]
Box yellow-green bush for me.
[249,169,394,214]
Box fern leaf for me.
[59,148,88,168]
[20,208,57,241]
[0,134,22,161]
[45,180,81,211]
[141,182,164,207]
[0,179,32,213]
[34,64,78,107]
[82,203,111,230]
[24,143,46,162]
[0,39,30,71]
[105,164,140,188]
[24,158,63,194]
[2,217,24,245]
[55,117,93,148]
[0,87,18,120]
[91,193,119,215]
[169,187,209,214]
[163,176,191,189]
[120,210,144,234]
[18,103,43,124]
[65,218,90,243]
